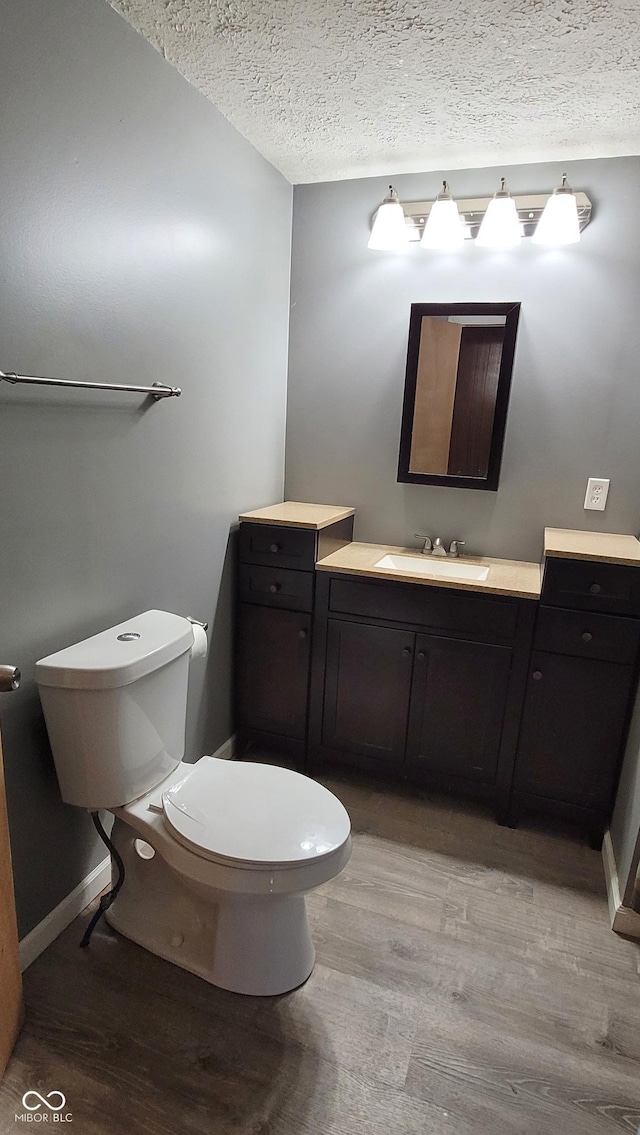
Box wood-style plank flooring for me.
[2,766,639,1134]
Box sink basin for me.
[374,554,489,582]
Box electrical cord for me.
[79,811,126,948]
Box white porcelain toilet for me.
[35,610,351,995]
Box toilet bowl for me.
[106,757,351,995]
[34,610,351,996]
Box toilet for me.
[35,610,351,995]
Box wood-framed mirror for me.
[397,302,521,491]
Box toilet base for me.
[105,819,315,996]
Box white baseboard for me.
[602,830,640,939]
[19,856,111,972]
[210,734,235,761]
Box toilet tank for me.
[35,611,195,810]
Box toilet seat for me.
[162,757,351,869]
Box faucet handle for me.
[448,540,465,557]
[414,533,433,553]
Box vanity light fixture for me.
[367,185,410,251]
[367,177,592,250]
[476,179,522,249]
[420,181,464,250]
[531,173,581,246]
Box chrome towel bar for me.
[0,369,181,400]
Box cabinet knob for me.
[402,647,412,657]
[532,670,543,681]
[298,629,307,640]
[582,631,593,642]
[269,583,281,593]
[270,543,281,553]
[416,651,426,661]
[590,583,601,594]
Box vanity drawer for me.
[239,565,314,612]
[327,576,518,639]
[239,523,316,570]
[534,605,640,665]
[542,557,640,617]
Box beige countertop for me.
[316,541,541,599]
[239,501,355,529]
[544,527,640,566]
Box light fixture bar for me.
[400,192,592,241]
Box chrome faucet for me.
[414,534,433,554]
[414,534,466,557]
[448,540,465,558]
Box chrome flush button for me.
[117,632,141,641]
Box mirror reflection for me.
[410,314,506,479]
[397,302,520,491]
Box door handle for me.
[416,651,426,661]
[0,665,20,692]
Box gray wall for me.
[0,0,292,936]
[286,157,640,562]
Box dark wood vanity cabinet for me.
[237,604,311,742]
[309,572,537,820]
[236,515,640,842]
[510,558,640,843]
[235,516,354,760]
[320,621,513,784]
[406,635,513,784]
[321,620,414,766]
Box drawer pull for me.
[590,583,601,595]
[298,629,307,640]
[532,670,543,681]
[416,651,426,661]
[402,647,412,657]
[269,583,281,593]
[582,631,593,642]
[270,543,281,553]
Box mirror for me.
[397,302,520,491]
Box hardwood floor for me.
[2,768,639,1134]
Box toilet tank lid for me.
[35,610,194,690]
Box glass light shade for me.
[421,198,464,250]
[476,195,522,248]
[532,188,580,245]
[368,187,409,251]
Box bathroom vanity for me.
[235,505,640,844]
[236,503,354,763]
[308,544,538,826]
[512,530,640,843]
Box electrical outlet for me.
[584,477,610,511]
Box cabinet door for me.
[406,634,512,783]
[321,620,414,766]
[237,604,311,739]
[514,651,634,810]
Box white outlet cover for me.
[584,477,610,511]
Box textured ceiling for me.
[108,0,640,183]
